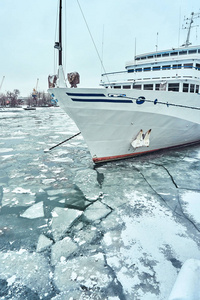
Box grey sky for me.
[0,0,199,96]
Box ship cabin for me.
[101,46,200,94]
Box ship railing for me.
[101,70,132,84]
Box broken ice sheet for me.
[102,193,200,299]
[51,207,82,241]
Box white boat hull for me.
[50,87,200,163]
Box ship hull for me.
[50,87,200,163]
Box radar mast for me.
[182,12,200,47]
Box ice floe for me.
[51,236,78,265]
[51,207,82,241]
[84,201,111,222]
[36,234,53,252]
[74,169,102,201]
[20,201,44,219]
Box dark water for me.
[0,107,200,300]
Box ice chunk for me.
[74,169,101,201]
[7,275,16,286]
[20,201,44,219]
[36,234,53,252]
[84,201,111,222]
[51,207,82,241]
[0,250,52,298]
[47,189,66,196]
[42,178,56,184]
[73,225,97,246]
[51,237,77,265]
[12,187,35,195]
[169,259,200,300]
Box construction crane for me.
[32,78,39,98]
[0,76,5,91]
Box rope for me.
[76,0,110,84]
[122,95,200,111]
[47,132,81,151]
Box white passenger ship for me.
[49,3,200,163]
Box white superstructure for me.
[49,7,200,163]
[101,46,200,96]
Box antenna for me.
[182,11,200,47]
[155,32,159,52]
[134,38,137,63]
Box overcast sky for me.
[0,0,200,96]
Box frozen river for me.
[0,107,200,300]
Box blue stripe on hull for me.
[67,93,106,97]
[71,98,133,103]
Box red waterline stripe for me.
[93,140,200,163]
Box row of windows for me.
[128,63,200,73]
[136,48,200,61]
[112,83,199,93]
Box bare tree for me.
[6,89,20,107]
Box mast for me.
[54,0,62,66]
[53,0,66,87]
[59,0,62,66]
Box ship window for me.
[198,49,200,53]
[189,49,197,54]
[141,56,146,60]
[190,84,195,93]
[123,85,131,89]
[147,55,153,59]
[144,84,153,90]
[173,64,181,69]
[153,66,161,71]
[156,54,161,58]
[162,53,169,57]
[128,69,134,73]
[135,68,142,72]
[114,86,121,89]
[162,65,171,70]
[168,83,179,92]
[133,84,142,90]
[196,85,199,93]
[183,83,189,92]
[184,63,193,69]
[170,52,178,56]
[135,57,140,61]
[155,84,160,90]
[196,63,200,70]
[144,67,151,71]
[179,50,187,55]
